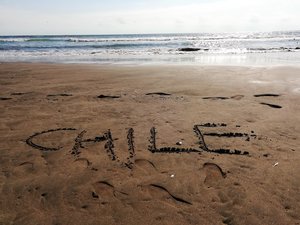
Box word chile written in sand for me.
[25,123,252,168]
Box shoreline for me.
[0,63,299,225]
[1,60,300,69]
[2,51,300,67]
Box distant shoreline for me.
[1,29,300,37]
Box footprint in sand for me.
[92,181,128,203]
[73,158,91,169]
[132,159,158,176]
[203,162,226,187]
[14,162,34,174]
[92,181,115,203]
[217,185,247,224]
[141,184,192,205]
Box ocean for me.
[1,31,300,65]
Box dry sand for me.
[0,63,299,225]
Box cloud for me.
[0,0,299,35]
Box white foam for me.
[293,87,300,93]
[249,80,270,84]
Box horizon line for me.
[0,29,300,37]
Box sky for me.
[0,0,299,35]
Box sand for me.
[0,63,299,225]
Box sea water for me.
[0,31,300,65]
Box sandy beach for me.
[0,63,299,225]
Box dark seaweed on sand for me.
[146,92,171,96]
[254,94,280,97]
[260,102,282,108]
[0,97,12,100]
[97,95,120,99]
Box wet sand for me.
[0,63,299,225]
